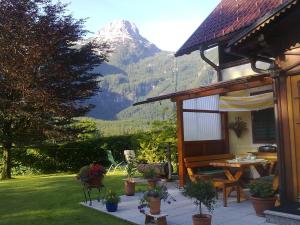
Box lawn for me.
[0,173,146,225]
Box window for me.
[251,108,276,143]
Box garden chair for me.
[106,150,124,173]
[124,150,136,162]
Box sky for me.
[59,0,220,52]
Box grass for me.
[0,172,147,225]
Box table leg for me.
[224,168,248,200]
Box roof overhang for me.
[228,0,298,48]
[134,73,273,106]
[227,0,299,58]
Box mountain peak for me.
[94,20,161,65]
[97,20,141,42]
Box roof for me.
[175,0,292,57]
[134,73,272,105]
[228,0,298,48]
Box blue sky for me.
[60,0,220,51]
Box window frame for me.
[250,90,276,144]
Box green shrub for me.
[12,134,141,173]
[102,190,121,204]
[248,181,275,198]
[137,117,177,165]
[183,180,217,215]
[143,168,157,180]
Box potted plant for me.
[102,190,121,212]
[138,185,175,215]
[183,180,217,225]
[143,168,158,189]
[248,180,276,217]
[124,158,137,196]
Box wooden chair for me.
[213,178,241,207]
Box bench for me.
[184,154,234,182]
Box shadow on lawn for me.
[0,173,144,225]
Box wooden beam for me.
[221,112,230,153]
[176,100,186,187]
[182,109,222,114]
[172,77,273,102]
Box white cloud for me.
[139,18,205,52]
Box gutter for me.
[200,45,222,81]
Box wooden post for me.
[273,73,299,203]
[176,100,185,187]
[221,112,230,153]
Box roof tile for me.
[176,0,291,56]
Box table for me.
[209,159,268,199]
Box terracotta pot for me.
[250,196,276,217]
[124,180,135,196]
[192,214,212,225]
[149,197,161,215]
[147,179,157,189]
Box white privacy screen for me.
[183,95,222,141]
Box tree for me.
[0,0,109,179]
[138,112,177,165]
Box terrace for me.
[82,180,274,225]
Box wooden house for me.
[135,0,300,218]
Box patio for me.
[81,181,274,225]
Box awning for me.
[133,73,273,106]
[219,93,274,112]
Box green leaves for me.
[137,114,177,164]
[183,180,217,215]
[248,180,275,198]
[102,190,121,204]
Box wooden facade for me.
[273,47,300,203]
[135,0,300,207]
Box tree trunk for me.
[1,143,12,180]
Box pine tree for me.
[0,0,109,179]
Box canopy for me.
[219,92,274,111]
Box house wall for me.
[221,63,274,155]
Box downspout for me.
[200,45,222,81]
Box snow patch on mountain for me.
[94,20,160,53]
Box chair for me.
[212,178,241,207]
[106,150,124,173]
[124,150,136,162]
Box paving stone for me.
[80,183,276,225]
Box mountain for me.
[86,20,217,120]
[94,20,160,66]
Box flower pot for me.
[250,196,276,217]
[106,202,118,212]
[149,197,161,215]
[147,179,157,189]
[192,214,212,225]
[124,180,135,196]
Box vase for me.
[250,196,276,217]
[149,197,161,215]
[106,202,118,212]
[192,214,212,225]
[124,180,135,196]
